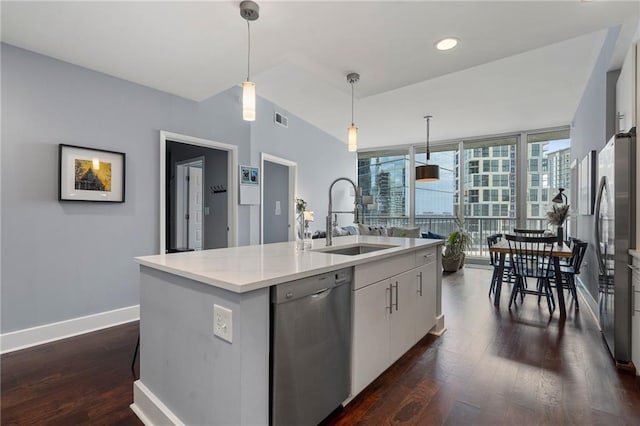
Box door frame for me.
[160,131,238,254]
[260,153,297,244]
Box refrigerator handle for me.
[594,176,607,276]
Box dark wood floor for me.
[2,268,639,425]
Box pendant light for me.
[240,1,259,121]
[416,115,440,181]
[347,73,359,152]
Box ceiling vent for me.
[274,112,288,128]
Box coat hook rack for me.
[210,185,227,194]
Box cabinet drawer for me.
[415,247,437,267]
[354,253,415,290]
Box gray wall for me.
[250,97,357,242]
[1,44,354,333]
[570,26,621,309]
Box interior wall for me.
[250,98,357,240]
[1,43,354,334]
[570,26,621,309]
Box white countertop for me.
[135,236,443,293]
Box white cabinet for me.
[616,43,637,133]
[351,247,440,397]
[631,257,640,376]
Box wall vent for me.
[274,112,288,128]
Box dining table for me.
[489,239,574,318]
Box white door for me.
[188,166,203,250]
[388,270,417,363]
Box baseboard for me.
[131,380,185,426]
[575,277,599,328]
[0,305,139,354]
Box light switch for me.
[275,201,281,216]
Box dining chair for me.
[505,234,557,314]
[554,239,588,310]
[487,233,513,296]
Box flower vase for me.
[557,226,564,247]
[296,212,305,250]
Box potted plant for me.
[442,218,472,272]
[546,204,570,246]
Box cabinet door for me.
[415,261,437,340]
[352,279,391,396]
[389,270,417,363]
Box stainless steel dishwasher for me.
[271,267,352,426]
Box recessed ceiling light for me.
[436,38,459,51]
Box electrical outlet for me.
[213,304,233,343]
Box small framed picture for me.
[240,165,259,185]
[59,144,126,202]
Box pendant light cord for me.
[247,20,251,81]
[426,116,431,161]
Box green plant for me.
[442,218,472,258]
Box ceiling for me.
[2,1,639,149]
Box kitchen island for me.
[131,235,444,425]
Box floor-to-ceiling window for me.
[357,149,409,227]
[525,129,571,230]
[357,127,570,261]
[462,136,518,256]
[414,144,458,238]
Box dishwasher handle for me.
[311,287,331,297]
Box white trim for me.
[0,305,139,354]
[576,276,600,328]
[160,131,238,254]
[260,153,297,244]
[131,381,185,426]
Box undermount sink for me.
[313,244,398,256]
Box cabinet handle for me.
[633,284,636,314]
[417,272,423,296]
[386,285,392,314]
[394,281,399,311]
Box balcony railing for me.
[362,215,562,259]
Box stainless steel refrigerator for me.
[594,129,636,365]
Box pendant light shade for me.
[348,125,358,152]
[242,81,256,121]
[416,115,440,182]
[416,163,440,181]
[347,73,360,152]
[240,1,259,122]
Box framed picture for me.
[240,165,259,185]
[59,144,125,202]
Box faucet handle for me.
[354,204,360,224]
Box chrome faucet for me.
[327,177,361,246]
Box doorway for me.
[160,131,238,254]
[260,153,297,244]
